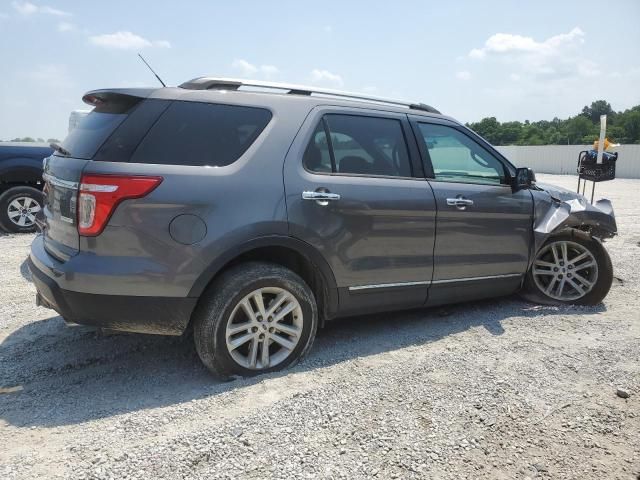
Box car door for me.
[410,117,534,306]
[284,107,437,316]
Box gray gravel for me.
[1,174,639,479]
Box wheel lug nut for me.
[567,273,572,278]
[268,316,273,322]
[259,333,265,339]
[252,327,258,333]
[558,274,563,279]
[553,267,559,272]
[269,327,274,333]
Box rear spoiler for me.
[82,88,156,110]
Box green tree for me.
[565,116,595,144]
[581,100,614,123]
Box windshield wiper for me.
[49,142,71,157]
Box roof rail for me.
[179,77,441,114]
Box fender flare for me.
[188,235,339,315]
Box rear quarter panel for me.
[77,98,312,298]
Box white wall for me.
[495,145,640,179]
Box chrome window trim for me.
[348,273,522,291]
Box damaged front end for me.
[531,182,617,255]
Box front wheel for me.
[0,186,43,233]
[193,262,318,379]
[523,231,613,306]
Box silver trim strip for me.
[43,173,78,190]
[348,273,523,291]
[349,280,431,292]
[431,273,522,285]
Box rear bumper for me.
[29,237,196,335]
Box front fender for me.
[530,189,617,257]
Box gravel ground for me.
[0,174,638,480]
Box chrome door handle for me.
[446,197,474,209]
[302,191,341,205]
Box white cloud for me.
[89,31,171,50]
[323,25,333,34]
[456,70,471,81]
[12,1,70,16]
[509,73,520,81]
[310,69,343,87]
[232,59,258,75]
[0,12,9,19]
[231,59,279,79]
[470,27,584,58]
[467,27,597,81]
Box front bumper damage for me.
[530,183,617,255]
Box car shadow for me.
[0,297,605,428]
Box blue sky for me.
[1,0,639,140]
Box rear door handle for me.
[302,190,341,206]
[446,197,474,209]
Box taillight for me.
[78,174,162,236]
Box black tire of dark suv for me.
[522,230,613,306]
[0,186,43,233]
[193,262,318,379]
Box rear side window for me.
[130,101,272,167]
[304,114,412,177]
[94,99,171,163]
[60,94,142,160]
[61,112,128,160]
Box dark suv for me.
[29,78,617,378]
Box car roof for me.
[85,78,459,124]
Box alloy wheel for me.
[7,196,41,228]
[532,240,598,301]
[225,287,304,370]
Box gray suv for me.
[29,77,617,378]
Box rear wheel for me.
[0,186,43,233]
[523,231,613,305]
[193,262,318,379]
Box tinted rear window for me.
[130,101,272,167]
[60,111,128,160]
[60,94,143,160]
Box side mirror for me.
[514,167,536,190]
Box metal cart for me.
[576,150,618,203]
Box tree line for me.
[466,100,640,146]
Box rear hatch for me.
[42,90,154,261]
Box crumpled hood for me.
[535,182,588,204]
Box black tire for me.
[0,186,43,233]
[522,230,613,306]
[193,262,318,379]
